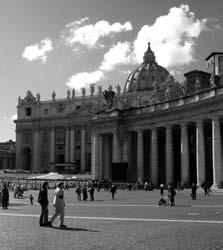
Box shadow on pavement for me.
[53,226,99,232]
[9,203,28,206]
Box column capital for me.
[165,124,172,130]
[151,126,158,132]
[196,120,204,127]
[180,121,188,128]
[136,128,144,134]
[212,115,220,123]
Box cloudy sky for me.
[0,0,222,141]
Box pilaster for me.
[196,120,205,186]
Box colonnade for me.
[91,116,223,187]
[32,126,87,172]
[0,157,14,169]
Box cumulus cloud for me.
[100,41,133,71]
[66,70,104,90]
[11,114,17,120]
[22,38,53,63]
[132,4,207,68]
[62,18,132,49]
[99,4,208,72]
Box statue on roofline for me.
[72,88,75,98]
[81,87,86,97]
[90,83,95,96]
[67,89,71,99]
[116,84,121,95]
[103,88,115,109]
[98,86,102,96]
[36,93,40,102]
[52,91,56,101]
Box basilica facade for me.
[15,44,223,187]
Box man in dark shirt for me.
[2,183,9,209]
[38,181,49,226]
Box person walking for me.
[160,184,164,196]
[75,185,82,201]
[2,183,9,209]
[49,182,66,228]
[88,185,95,201]
[168,184,176,206]
[110,184,117,200]
[82,185,88,201]
[38,182,49,226]
[30,194,34,205]
[191,183,197,200]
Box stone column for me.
[99,135,103,179]
[81,127,86,172]
[137,129,144,183]
[33,129,40,171]
[165,125,173,185]
[91,133,100,180]
[15,130,22,169]
[69,127,75,163]
[65,127,70,162]
[50,127,55,163]
[181,123,189,184]
[3,158,8,169]
[196,120,205,186]
[212,117,221,187]
[151,127,158,186]
[112,130,120,163]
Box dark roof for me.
[184,70,210,77]
[205,52,223,61]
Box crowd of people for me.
[0,178,215,229]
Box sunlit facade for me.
[15,44,223,187]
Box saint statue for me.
[81,87,86,97]
[90,83,95,96]
[67,89,71,99]
[52,91,56,101]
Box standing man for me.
[110,184,117,200]
[49,182,66,228]
[191,183,197,200]
[2,183,9,209]
[38,181,49,226]
[75,184,82,201]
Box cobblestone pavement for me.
[1,188,223,250]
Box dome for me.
[124,43,170,93]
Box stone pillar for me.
[50,127,55,163]
[91,133,100,180]
[196,121,205,186]
[181,123,189,184]
[151,127,158,186]
[165,125,173,185]
[15,130,22,169]
[99,135,103,179]
[65,127,70,162]
[69,127,75,163]
[137,129,144,183]
[81,127,86,172]
[3,158,8,169]
[112,130,120,163]
[33,129,40,171]
[212,117,222,187]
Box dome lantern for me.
[143,42,156,64]
[124,42,169,93]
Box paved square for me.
[1,188,223,250]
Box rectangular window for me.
[25,107,32,116]
[58,107,64,113]
[44,109,49,115]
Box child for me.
[30,194,34,205]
